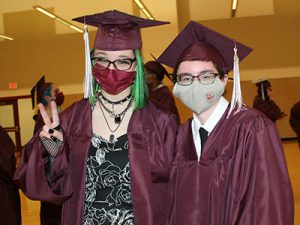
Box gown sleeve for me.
[149,110,178,183]
[14,112,73,205]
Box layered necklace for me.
[96,93,133,142]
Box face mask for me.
[173,77,225,115]
[54,92,65,106]
[92,65,136,95]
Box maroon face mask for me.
[92,64,136,95]
[54,92,65,106]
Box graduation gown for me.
[168,106,294,225]
[14,99,177,225]
[0,126,21,225]
[149,86,180,123]
[253,96,282,122]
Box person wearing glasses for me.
[14,10,177,225]
[158,21,294,225]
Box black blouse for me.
[83,133,134,225]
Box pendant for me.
[109,134,114,142]
[114,115,121,124]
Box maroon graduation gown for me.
[149,86,180,123]
[253,96,282,122]
[14,99,177,225]
[168,106,294,225]
[0,126,21,225]
[289,100,300,147]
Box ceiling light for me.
[33,5,84,33]
[141,8,151,18]
[55,17,70,26]
[34,6,55,18]
[231,0,238,17]
[134,0,144,9]
[70,25,84,33]
[0,34,14,40]
[134,0,155,20]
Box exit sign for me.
[9,82,18,89]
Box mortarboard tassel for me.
[83,23,94,101]
[228,44,243,117]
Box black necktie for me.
[199,127,208,150]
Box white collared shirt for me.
[191,97,229,160]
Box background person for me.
[144,60,180,123]
[30,76,64,225]
[31,76,65,134]
[253,79,286,123]
[0,125,21,225]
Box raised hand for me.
[39,101,63,141]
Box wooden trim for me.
[0,94,31,152]
[0,95,31,101]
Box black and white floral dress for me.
[83,133,134,225]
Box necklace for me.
[97,95,133,124]
[98,98,133,142]
[99,92,132,105]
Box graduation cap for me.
[253,79,271,101]
[30,76,45,109]
[157,21,253,116]
[72,10,169,51]
[72,10,170,100]
[30,76,53,120]
[158,21,252,72]
[144,60,170,81]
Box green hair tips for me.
[132,50,148,110]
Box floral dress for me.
[83,133,134,225]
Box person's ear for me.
[222,74,228,85]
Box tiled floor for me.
[20,140,300,225]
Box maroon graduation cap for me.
[157,21,252,73]
[144,60,170,81]
[73,10,169,51]
[30,76,45,109]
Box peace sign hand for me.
[39,101,63,142]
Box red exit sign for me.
[9,82,18,89]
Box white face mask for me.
[173,77,225,114]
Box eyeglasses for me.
[91,57,136,71]
[176,72,220,86]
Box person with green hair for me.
[14,10,177,225]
